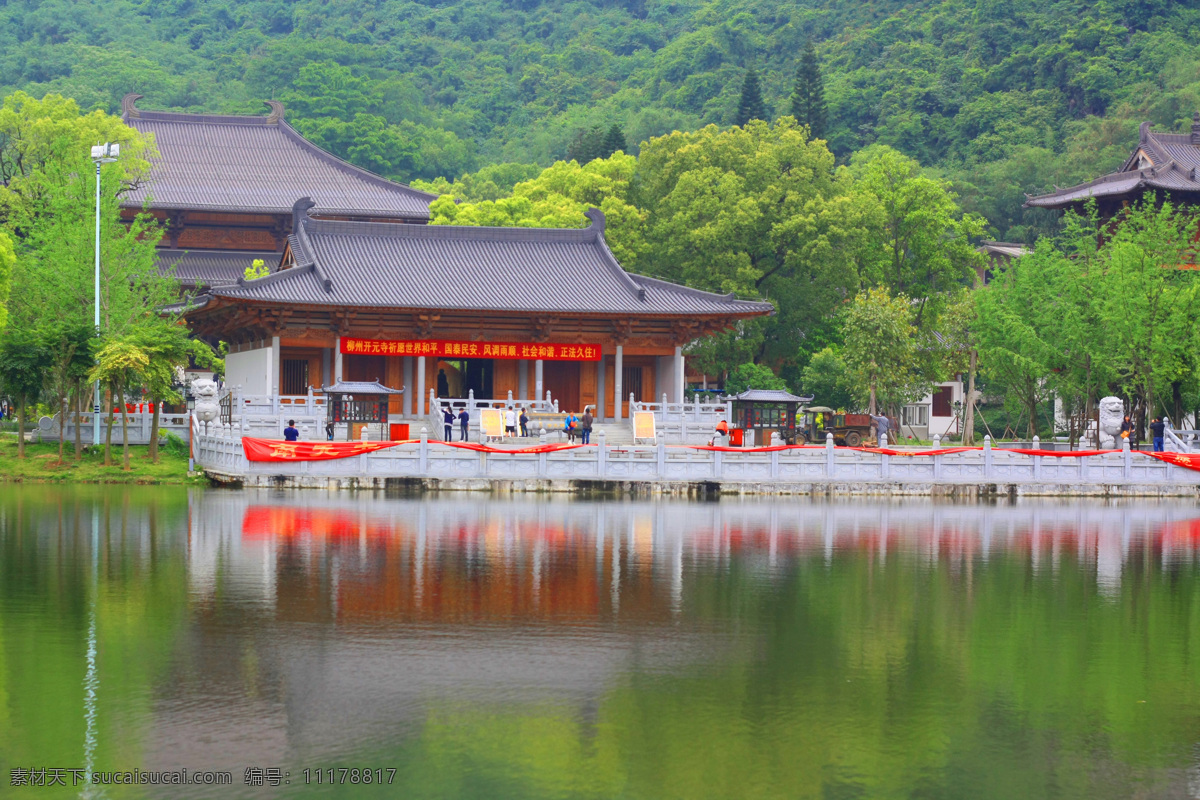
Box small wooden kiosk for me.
[729,389,813,446]
[322,380,405,441]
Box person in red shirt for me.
[712,419,729,446]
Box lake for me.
[2,487,1199,798]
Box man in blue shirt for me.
[283,420,300,442]
[458,409,470,441]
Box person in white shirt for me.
[505,407,517,437]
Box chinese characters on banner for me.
[340,337,602,361]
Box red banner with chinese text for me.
[340,337,601,361]
[243,438,406,462]
[1147,451,1200,472]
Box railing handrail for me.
[189,431,1199,489]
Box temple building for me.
[1025,114,1200,212]
[125,93,773,419]
[184,201,773,419]
[120,93,436,290]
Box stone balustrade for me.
[190,419,1200,494]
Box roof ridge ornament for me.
[264,100,285,123]
[583,207,605,232]
[1191,112,1200,146]
[121,93,143,118]
[292,196,316,233]
[1140,121,1151,144]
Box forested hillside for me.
[3,0,1199,239]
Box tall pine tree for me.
[734,68,767,127]
[602,123,626,156]
[790,40,827,139]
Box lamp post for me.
[90,143,119,447]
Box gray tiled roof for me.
[209,204,776,318]
[1026,119,1200,208]
[122,95,435,220]
[157,249,281,288]
[729,389,813,403]
[978,241,1030,259]
[321,380,404,395]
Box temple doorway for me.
[435,359,493,398]
[544,362,580,412]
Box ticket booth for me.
[323,380,404,441]
[729,389,812,445]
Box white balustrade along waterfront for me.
[189,418,1200,492]
[39,409,191,445]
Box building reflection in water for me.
[6,489,1200,789]
[186,492,1200,621]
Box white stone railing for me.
[189,426,1200,488]
[223,387,328,417]
[38,409,191,445]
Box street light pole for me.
[90,143,119,448]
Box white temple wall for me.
[226,347,273,395]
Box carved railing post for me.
[596,430,606,478]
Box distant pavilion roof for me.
[321,380,404,395]
[978,241,1030,259]
[729,389,813,403]
[157,249,281,289]
[1026,116,1200,209]
[202,201,776,319]
[121,94,436,221]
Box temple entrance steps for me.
[590,422,637,446]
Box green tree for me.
[603,124,627,157]
[974,242,1061,440]
[851,146,987,329]
[790,40,827,139]
[0,92,154,233]
[0,326,51,458]
[244,258,269,280]
[734,68,767,127]
[429,154,647,265]
[841,287,922,415]
[567,126,608,165]
[40,320,94,463]
[636,119,877,378]
[724,362,788,395]
[799,346,856,411]
[0,231,13,331]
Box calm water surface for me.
[2,487,1200,799]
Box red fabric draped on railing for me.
[242,437,588,462]
[239,435,1200,472]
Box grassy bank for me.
[0,434,203,484]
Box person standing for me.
[442,406,455,442]
[458,408,470,442]
[1120,415,1133,444]
[519,407,529,438]
[505,407,517,437]
[1150,417,1166,453]
[870,414,891,445]
[581,406,594,445]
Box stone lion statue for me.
[1097,396,1125,449]
[193,378,221,424]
